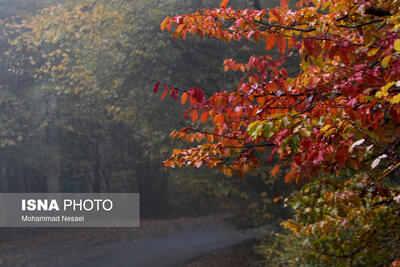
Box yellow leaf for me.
[367,47,379,57]
[324,128,336,137]
[376,91,386,98]
[321,0,330,10]
[169,130,177,139]
[247,121,259,131]
[376,81,396,98]
[391,94,400,104]
[320,124,331,133]
[301,59,309,71]
[381,55,392,68]
[395,40,400,52]
[384,82,396,90]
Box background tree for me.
[0,0,64,193]
[7,0,286,219]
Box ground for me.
[186,240,260,267]
[0,214,264,266]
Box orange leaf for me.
[213,114,224,125]
[161,85,169,101]
[276,35,286,54]
[181,92,188,105]
[271,164,281,177]
[160,17,169,31]
[273,196,283,202]
[280,0,288,9]
[220,0,230,8]
[287,37,297,50]
[170,130,180,140]
[200,111,209,122]
[175,24,185,36]
[165,21,172,33]
[190,109,199,122]
[265,34,276,51]
[284,171,295,183]
[266,81,277,91]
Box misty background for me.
[0,0,300,266]
[0,0,293,223]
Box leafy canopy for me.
[157,0,400,265]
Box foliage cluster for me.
[158,0,400,264]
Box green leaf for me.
[262,121,275,139]
[289,135,300,153]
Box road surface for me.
[74,222,263,267]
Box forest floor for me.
[0,213,264,266]
[186,239,260,267]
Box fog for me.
[0,0,289,266]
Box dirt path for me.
[0,215,264,266]
[76,222,263,267]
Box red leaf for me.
[265,34,276,51]
[171,89,178,100]
[335,146,349,164]
[304,39,314,55]
[153,82,160,93]
[183,108,190,119]
[254,31,261,42]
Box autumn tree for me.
[12,0,263,216]
[157,0,400,264]
[0,0,64,192]
[11,0,180,210]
